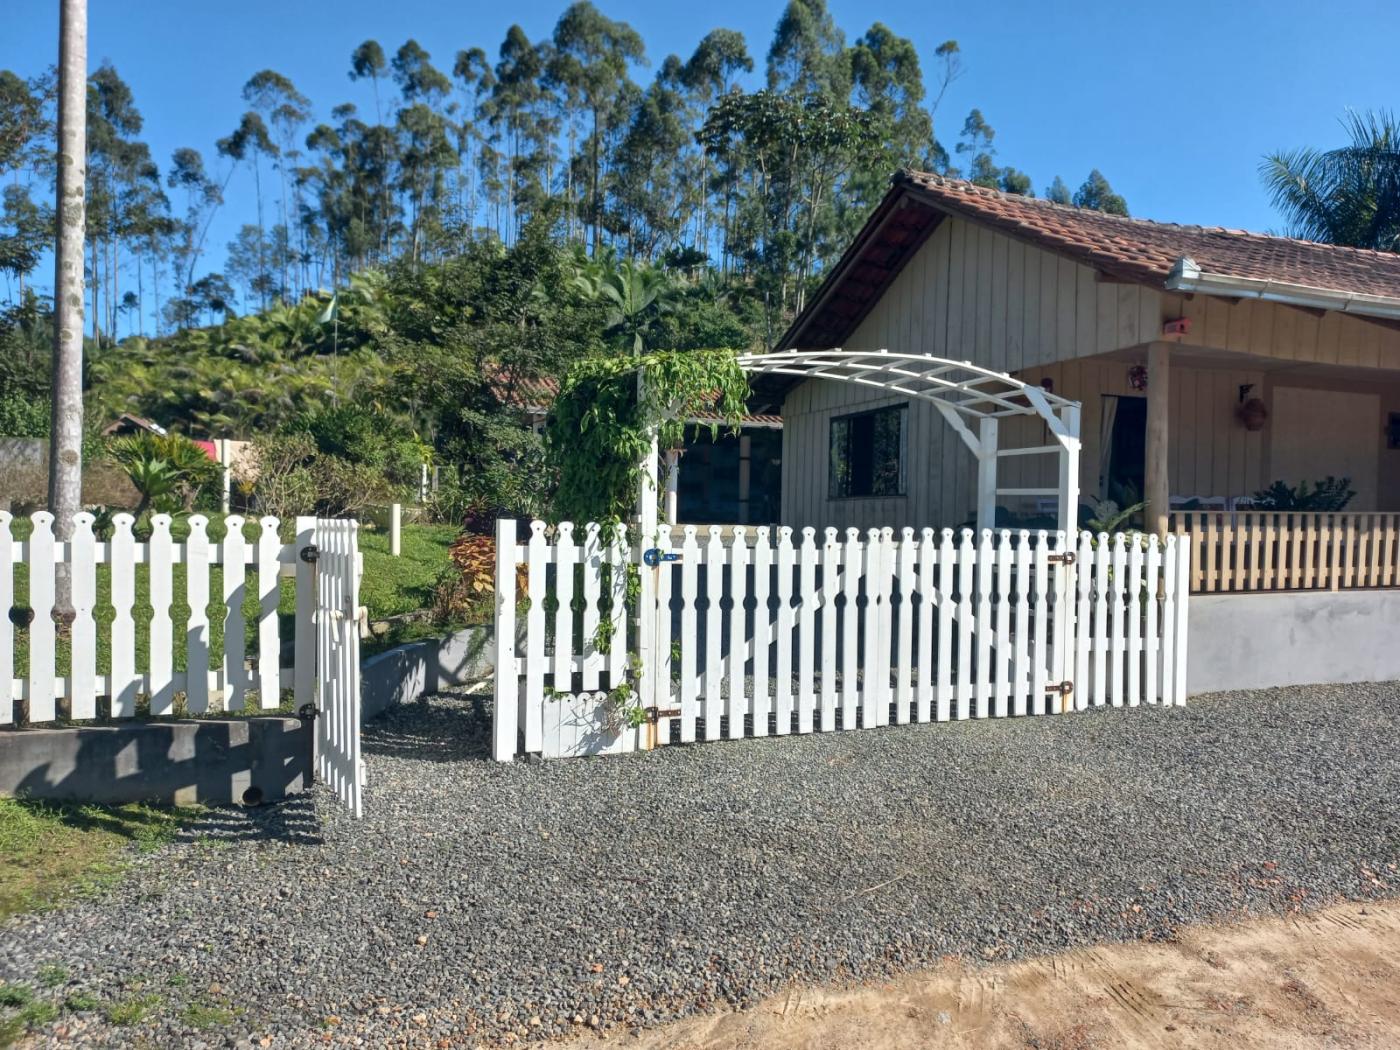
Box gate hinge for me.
[646,706,681,723]
[299,544,320,564]
[297,702,319,722]
[1048,552,1076,565]
[1044,681,1073,696]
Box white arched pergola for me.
[737,350,1082,536]
[642,349,1083,542]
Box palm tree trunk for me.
[50,0,87,623]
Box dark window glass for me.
[830,404,906,499]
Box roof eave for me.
[1165,256,1400,322]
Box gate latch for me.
[1048,551,1076,565]
[647,706,682,723]
[1045,681,1074,696]
[642,548,682,567]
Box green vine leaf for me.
[545,348,749,525]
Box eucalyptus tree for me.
[765,0,849,100]
[479,27,557,245]
[1044,175,1072,204]
[242,70,312,295]
[391,40,457,261]
[679,30,752,267]
[349,40,394,257]
[546,2,645,253]
[1073,169,1129,215]
[698,89,879,338]
[610,55,693,259]
[166,146,226,318]
[216,112,276,306]
[451,46,492,238]
[1262,110,1400,251]
[0,70,52,299]
[86,64,152,342]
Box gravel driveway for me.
[4,682,1400,1047]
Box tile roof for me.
[896,170,1400,298]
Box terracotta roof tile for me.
[897,170,1400,298]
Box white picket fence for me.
[493,521,1190,761]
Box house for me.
[764,170,1400,694]
[771,170,1400,537]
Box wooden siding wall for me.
[1165,293,1400,371]
[834,216,1162,374]
[1003,361,1269,508]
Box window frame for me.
[828,402,909,501]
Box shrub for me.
[108,433,221,515]
[1252,476,1355,511]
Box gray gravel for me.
[4,682,1400,1047]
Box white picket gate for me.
[312,517,364,818]
[0,511,364,815]
[493,521,1190,761]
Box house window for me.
[830,404,907,499]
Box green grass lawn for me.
[3,518,465,703]
[0,796,196,920]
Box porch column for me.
[976,417,998,532]
[1145,341,1171,537]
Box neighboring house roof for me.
[490,371,782,428]
[102,413,168,437]
[782,170,1400,349]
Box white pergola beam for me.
[728,349,1085,547]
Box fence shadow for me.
[172,793,322,846]
[361,693,493,764]
[6,717,316,815]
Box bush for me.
[1252,476,1355,511]
[249,426,404,521]
[108,432,221,515]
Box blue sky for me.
[5,0,1398,301]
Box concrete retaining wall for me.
[361,624,494,720]
[1187,590,1400,695]
[0,717,311,806]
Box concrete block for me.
[0,717,312,806]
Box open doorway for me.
[1100,395,1146,508]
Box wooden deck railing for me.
[1171,510,1400,593]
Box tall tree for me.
[546,2,645,253]
[1073,168,1129,215]
[217,112,276,307]
[50,0,86,613]
[242,70,311,295]
[1262,110,1400,251]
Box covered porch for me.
[1003,341,1400,593]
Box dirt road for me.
[574,899,1400,1049]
